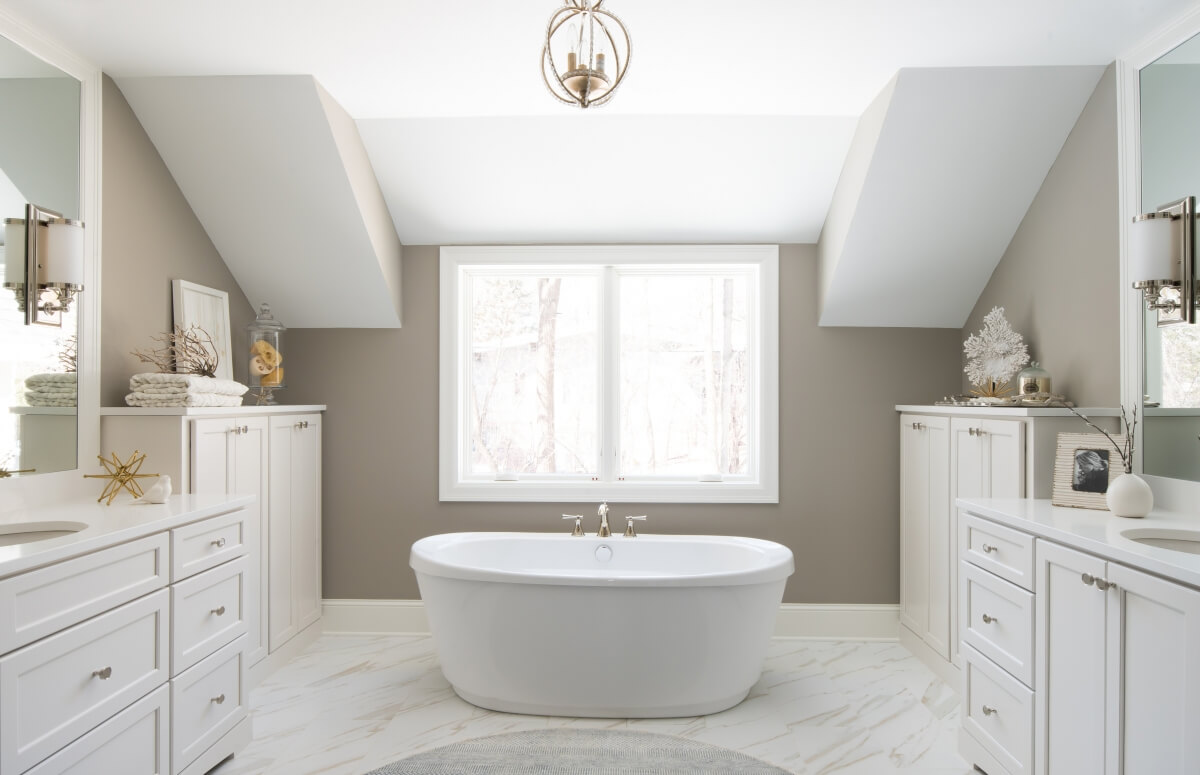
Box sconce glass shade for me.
[1129,211,1179,283]
[41,219,84,286]
[3,218,24,289]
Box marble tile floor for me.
[210,635,975,775]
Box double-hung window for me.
[439,245,778,502]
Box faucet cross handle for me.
[562,514,584,536]
[624,515,647,537]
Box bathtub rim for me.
[410,531,795,588]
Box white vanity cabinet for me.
[957,500,1200,775]
[1035,540,1200,775]
[896,406,1111,683]
[102,406,325,678]
[0,498,253,775]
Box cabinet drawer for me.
[171,509,247,582]
[960,561,1034,686]
[0,532,168,653]
[961,513,1034,591]
[172,556,248,676]
[962,644,1033,775]
[24,684,169,775]
[0,589,169,774]
[171,634,247,774]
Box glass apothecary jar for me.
[1017,361,1051,395]
[247,302,285,404]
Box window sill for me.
[438,480,779,504]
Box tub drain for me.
[595,544,613,562]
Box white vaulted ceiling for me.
[0,0,1186,326]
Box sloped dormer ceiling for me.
[818,66,1104,328]
[116,75,402,328]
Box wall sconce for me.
[1129,195,1198,327]
[2,204,84,327]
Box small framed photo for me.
[1051,432,1127,510]
[172,279,233,381]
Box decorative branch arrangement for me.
[1064,404,1137,474]
[131,325,219,378]
[58,334,77,372]
[963,307,1030,397]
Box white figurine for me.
[136,475,172,504]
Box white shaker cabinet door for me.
[268,413,322,651]
[900,415,950,658]
[1105,562,1200,775]
[1035,539,1107,775]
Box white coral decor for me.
[963,306,1030,395]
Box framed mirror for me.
[0,35,81,477]
[0,8,99,502]
[1136,23,1200,482]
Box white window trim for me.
[439,245,779,503]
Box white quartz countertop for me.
[957,497,1200,589]
[897,404,1119,417]
[0,493,254,580]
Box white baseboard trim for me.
[322,599,899,641]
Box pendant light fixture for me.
[541,0,631,109]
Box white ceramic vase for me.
[1106,472,1153,518]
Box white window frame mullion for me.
[599,265,618,484]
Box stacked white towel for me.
[125,373,248,408]
[24,372,77,407]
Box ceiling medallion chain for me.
[541,0,631,109]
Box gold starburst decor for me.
[84,450,160,505]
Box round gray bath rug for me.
[364,728,791,774]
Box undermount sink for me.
[0,521,87,548]
[1120,527,1200,556]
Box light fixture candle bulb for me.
[565,22,580,71]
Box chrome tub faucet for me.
[597,502,611,537]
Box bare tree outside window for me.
[468,274,597,476]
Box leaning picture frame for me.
[1051,432,1127,510]
[172,279,233,381]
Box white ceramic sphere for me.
[1106,473,1153,518]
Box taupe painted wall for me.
[961,65,1120,407]
[284,245,962,604]
[100,76,254,406]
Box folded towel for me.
[24,385,78,396]
[128,373,247,397]
[125,392,245,408]
[25,372,77,387]
[24,394,77,407]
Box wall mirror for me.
[0,32,82,478]
[1139,28,1200,481]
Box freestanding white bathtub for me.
[410,532,794,718]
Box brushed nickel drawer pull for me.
[211,605,226,616]
[92,666,112,680]
[1082,573,1096,586]
[982,543,998,554]
[982,705,997,716]
[981,613,997,624]
[295,420,309,429]
[211,693,226,704]
[1095,578,1117,591]
[211,537,226,548]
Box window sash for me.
[440,245,779,503]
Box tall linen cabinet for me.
[101,406,324,681]
[896,405,1117,683]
